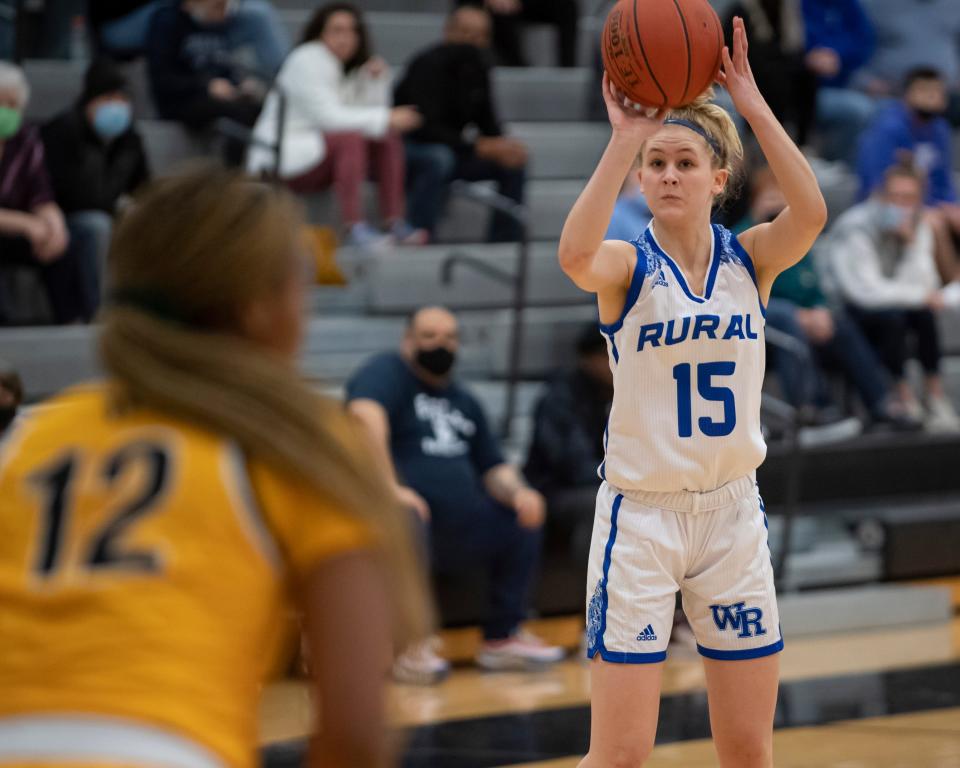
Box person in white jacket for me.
[248,3,425,247]
[827,162,960,431]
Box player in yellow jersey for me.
[0,165,431,768]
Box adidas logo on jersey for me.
[636,624,658,641]
[654,270,669,288]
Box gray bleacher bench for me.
[493,67,592,122]
[354,241,588,313]
[22,59,85,121]
[23,58,155,122]
[137,120,213,174]
[302,178,583,242]
[0,302,597,401]
[510,122,609,179]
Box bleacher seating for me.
[5,0,960,614]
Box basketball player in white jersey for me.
[558,18,827,768]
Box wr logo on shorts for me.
[710,602,766,638]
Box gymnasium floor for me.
[260,580,960,767]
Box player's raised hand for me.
[602,71,666,144]
[716,16,766,121]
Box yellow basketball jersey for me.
[0,382,374,768]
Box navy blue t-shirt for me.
[347,353,504,523]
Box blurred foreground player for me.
[0,166,430,768]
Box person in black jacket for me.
[146,0,264,141]
[41,58,150,322]
[524,325,612,561]
[722,1,818,148]
[394,5,528,242]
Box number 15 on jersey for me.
[672,361,737,438]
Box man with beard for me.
[347,306,562,683]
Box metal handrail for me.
[763,325,816,590]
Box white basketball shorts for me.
[585,475,783,662]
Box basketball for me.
[602,0,724,110]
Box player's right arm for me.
[558,73,664,296]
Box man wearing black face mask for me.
[0,363,22,438]
[856,68,960,281]
[347,306,562,683]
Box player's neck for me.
[651,219,713,273]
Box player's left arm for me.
[719,17,828,299]
[484,463,546,530]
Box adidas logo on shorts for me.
[636,624,658,641]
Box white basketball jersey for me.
[599,223,767,493]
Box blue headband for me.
[663,118,723,159]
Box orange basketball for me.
[601,0,723,110]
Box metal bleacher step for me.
[302,178,584,242]
[0,304,597,400]
[342,241,587,313]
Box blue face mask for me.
[92,101,132,141]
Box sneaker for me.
[797,415,863,447]
[476,630,565,671]
[925,396,960,433]
[392,638,451,686]
[869,401,924,433]
[345,221,392,250]
[390,220,430,246]
[901,395,926,423]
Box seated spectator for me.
[739,166,915,430]
[857,0,959,123]
[604,164,651,242]
[826,162,960,432]
[41,58,150,318]
[722,0,818,147]
[0,63,90,325]
[347,306,562,682]
[395,6,528,243]
[856,67,959,280]
[90,0,289,76]
[524,325,611,560]
[0,360,22,438]
[249,3,426,248]
[146,0,266,161]
[455,0,579,68]
[801,0,877,165]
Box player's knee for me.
[716,734,773,768]
[590,737,655,767]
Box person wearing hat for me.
[41,58,150,323]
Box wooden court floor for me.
[260,582,960,767]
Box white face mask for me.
[877,203,913,232]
